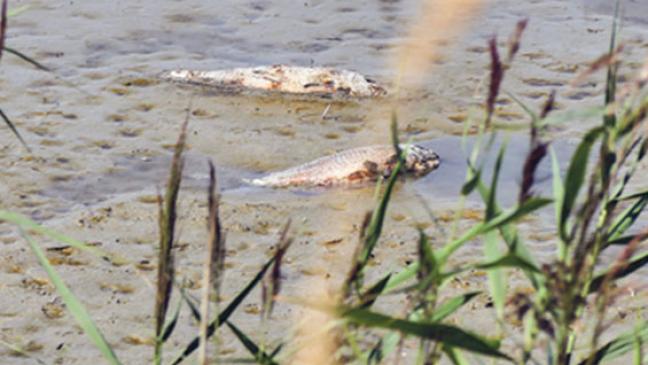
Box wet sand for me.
[0,0,647,363]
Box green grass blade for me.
[589,251,648,293]
[442,345,470,365]
[439,197,552,261]
[269,344,283,359]
[604,0,620,112]
[431,292,481,322]
[633,323,643,365]
[539,105,606,128]
[340,307,511,360]
[0,210,120,262]
[7,4,29,17]
[360,273,392,309]
[577,321,648,365]
[0,108,30,152]
[0,338,47,365]
[21,231,122,365]
[3,46,50,71]
[559,126,605,241]
[475,252,540,273]
[172,256,276,365]
[161,299,183,343]
[550,147,564,225]
[461,166,481,196]
[486,143,506,220]
[226,321,278,365]
[383,261,418,293]
[359,149,402,264]
[606,235,637,245]
[506,91,539,123]
[385,197,549,293]
[484,231,506,320]
[550,147,567,260]
[367,332,401,365]
[607,196,648,242]
[179,287,202,321]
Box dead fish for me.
[245,144,440,188]
[159,65,387,98]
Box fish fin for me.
[363,160,379,174]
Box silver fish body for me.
[159,65,387,98]
[246,144,440,188]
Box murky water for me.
[0,0,646,363]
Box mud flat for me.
[0,0,647,363]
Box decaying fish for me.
[159,65,387,98]
[245,144,440,188]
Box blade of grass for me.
[180,286,202,321]
[345,116,404,294]
[550,147,567,260]
[486,143,506,220]
[155,116,188,364]
[438,197,552,261]
[607,196,647,243]
[484,231,506,321]
[0,108,30,152]
[359,273,392,309]
[431,292,481,322]
[172,255,276,365]
[198,160,225,365]
[340,307,511,360]
[226,321,278,365]
[3,46,50,71]
[161,299,183,343]
[7,4,30,17]
[442,345,469,365]
[0,338,47,365]
[21,230,121,365]
[577,321,648,365]
[559,126,605,241]
[0,0,6,60]
[475,252,540,273]
[603,0,621,127]
[589,250,648,293]
[0,210,122,263]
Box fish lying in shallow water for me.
[245,144,440,188]
[159,65,387,98]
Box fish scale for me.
[246,144,440,188]
[159,65,387,98]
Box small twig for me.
[0,108,30,152]
[321,103,332,120]
[0,0,6,61]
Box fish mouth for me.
[406,147,441,176]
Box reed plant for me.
[326,13,648,365]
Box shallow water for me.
[0,0,647,363]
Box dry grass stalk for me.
[588,229,648,364]
[485,36,503,128]
[198,161,225,365]
[570,45,624,87]
[506,18,528,63]
[519,91,554,204]
[342,211,372,300]
[391,0,484,92]
[262,220,293,318]
[289,278,341,365]
[154,112,189,362]
[0,0,6,60]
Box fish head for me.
[403,145,441,176]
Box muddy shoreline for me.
[1,0,647,363]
